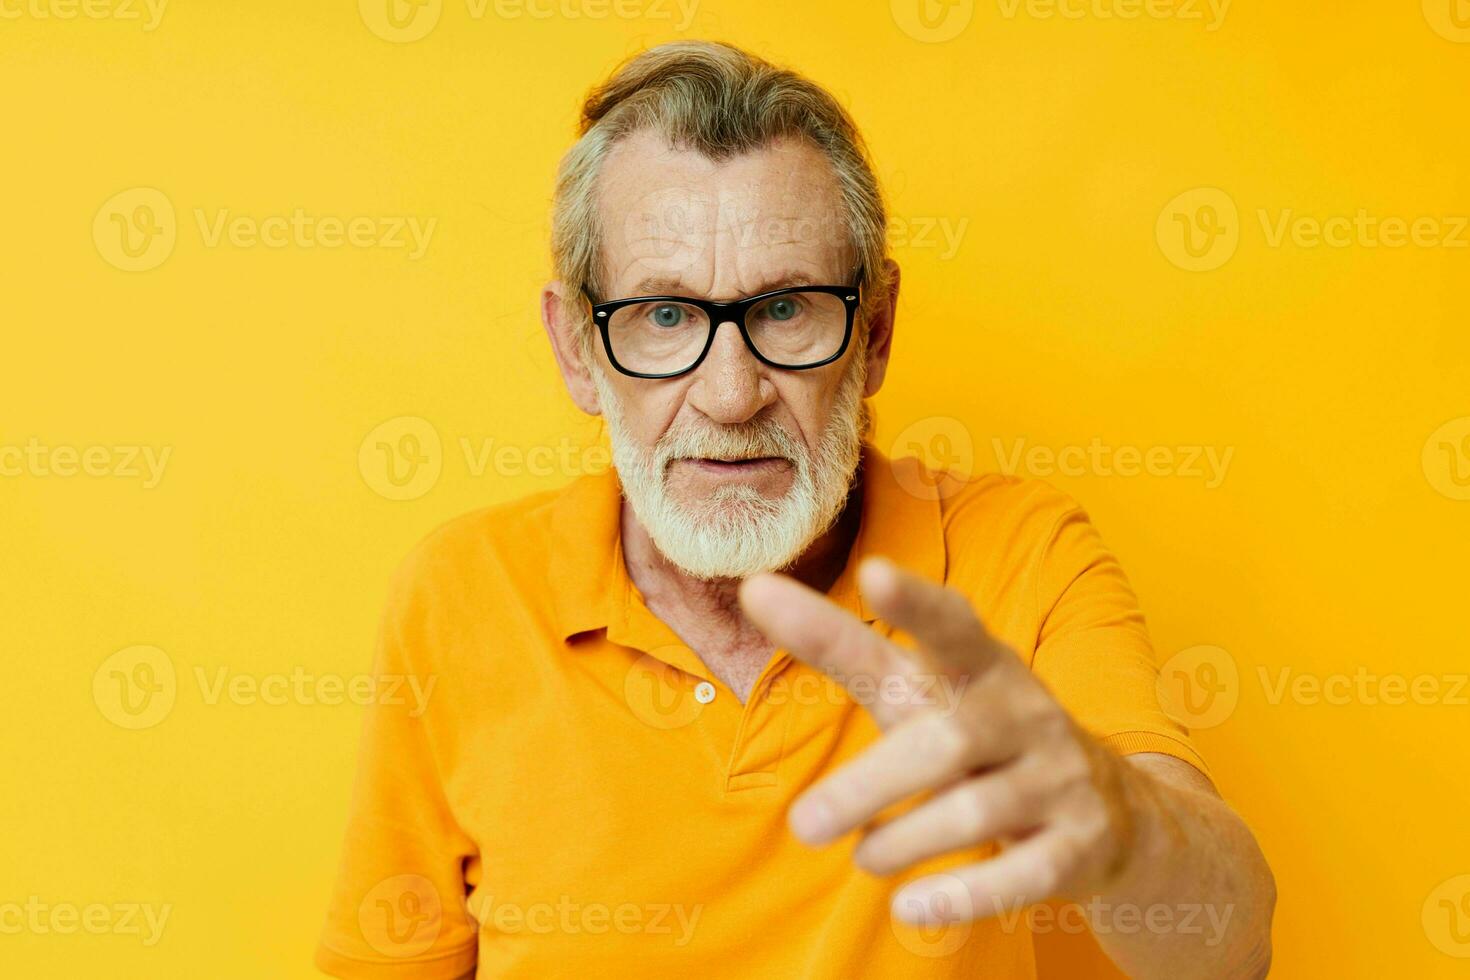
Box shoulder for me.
[928,466,1089,567]
[938,470,1084,534]
[900,461,1110,645]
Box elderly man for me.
[317,40,1274,979]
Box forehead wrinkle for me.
[597,133,852,298]
[634,271,823,298]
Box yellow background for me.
[3,0,1467,976]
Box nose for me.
[685,318,774,425]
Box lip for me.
[678,456,790,476]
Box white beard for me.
[594,363,867,581]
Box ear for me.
[861,258,900,398]
[541,280,602,416]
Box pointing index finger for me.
[738,571,918,730]
[857,556,1005,673]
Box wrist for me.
[1094,755,1185,901]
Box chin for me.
[648,492,811,581]
[679,484,781,520]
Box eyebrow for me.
[629,273,820,299]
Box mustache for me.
[656,417,802,466]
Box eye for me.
[765,297,801,321]
[649,304,685,328]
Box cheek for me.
[612,379,691,445]
[771,371,848,447]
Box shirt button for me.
[694,682,716,704]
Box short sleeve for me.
[1030,505,1210,779]
[315,561,479,979]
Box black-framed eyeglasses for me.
[584,282,862,379]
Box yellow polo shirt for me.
[315,446,1205,979]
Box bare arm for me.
[1090,752,1274,978]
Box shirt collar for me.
[548,443,946,643]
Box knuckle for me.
[817,775,858,822]
[1032,699,1073,739]
[940,588,975,621]
[1075,810,1112,849]
[1003,683,1058,730]
[940,591,982,637]
[1052,741,1093,787]
[1035,853,1067,897]
[819,776,865,821]
[954,784,992,840]
[991,775,1028,823]
[1038,837,1081,896]
[919,717,974,767]
[853,834,892,873]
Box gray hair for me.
[550,40,893,361]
